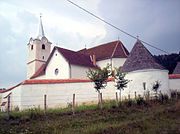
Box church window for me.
[31,45,33,50]
[42,56,44,59]
[42,44,45,49]
[55,68,59,75]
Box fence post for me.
[72,94,75,115]
[159,91,162,103]
[176,90,178,102]
[100,93,103,112]
[135,92,136,101]
[7,96,10,120]
[116,92,118,106]
[128,94,130,101]
[44,95,47,116]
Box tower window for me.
[42,56,44,59]
[31,45,33,50]
[42,44,45,49]
[55,68,59,75]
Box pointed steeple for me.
[122,40,165,72]
[37,14,45,39]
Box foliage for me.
[136,96,147,106]
[87,64,111,93]
[154,52,180,74]
[113,67,130,91]
[0,88,6,91]
[152,81,161,99]
[1,99,180,134]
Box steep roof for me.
[78,40,129,61]
[122,40,166,72]
[173,62,180,74]
[55,46,97,68]
[30,46,98,79]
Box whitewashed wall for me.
[70,64,90,79]
[1,81,116,110]
[112,58,126,68]
[123,69,169,99]
[169,79,180,92]
[96,58,126,69]
[45,50,70,79]
[96,59,111,69]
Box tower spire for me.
[37,13,45,39]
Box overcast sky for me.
[0,0,180,88]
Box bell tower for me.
[27,15,51,79]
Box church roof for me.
[173,62,180,74]
[122,40,166,72]
[55,46,98,68]
[78,40,129,61]
[37,15,45,39]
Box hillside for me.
[154,52,180,74]
[0,99,180,134]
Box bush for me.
[136,97,147,106]
[123,99,133,107]
[161,94,169,103]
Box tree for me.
[152,80,161,100]
[113,67,130,102]
[87,64,111,104]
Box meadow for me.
[0,96,180,134]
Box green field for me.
[0,98,180,134]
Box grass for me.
[0,98,180,134]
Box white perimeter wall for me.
[0,86,22,111]
[169,79,180,92]
[19,81,116,110]
[123,69,169,99]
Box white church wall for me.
[169,79,180,92]
[96,59,111,68]
[70,64,90,79]
[122,69,169,99]
[45,49,70,79]
[112,58,126,68]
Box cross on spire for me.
[37,13,45,39]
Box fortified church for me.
[27,16,129,80]
[0,17,180,110]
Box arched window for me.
[31,45,33,50]
[55,68,59,75]
[42,44,45,49]
[42,56,44,59]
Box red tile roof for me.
[55,46,98,68]
[1,102,7,106]
[30,64,46,79]
[169,74,180,79]
[78,40,129,61]
[0,78,115,93]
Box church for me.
[0,16,179,111]
[27,16,129,80]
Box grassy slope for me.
[0,100,180,134]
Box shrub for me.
[136,97,147,106]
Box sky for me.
[0,0,180,88]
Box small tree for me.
[152,80,161,100]
[113,67,130,102]
[87,64,111,104]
